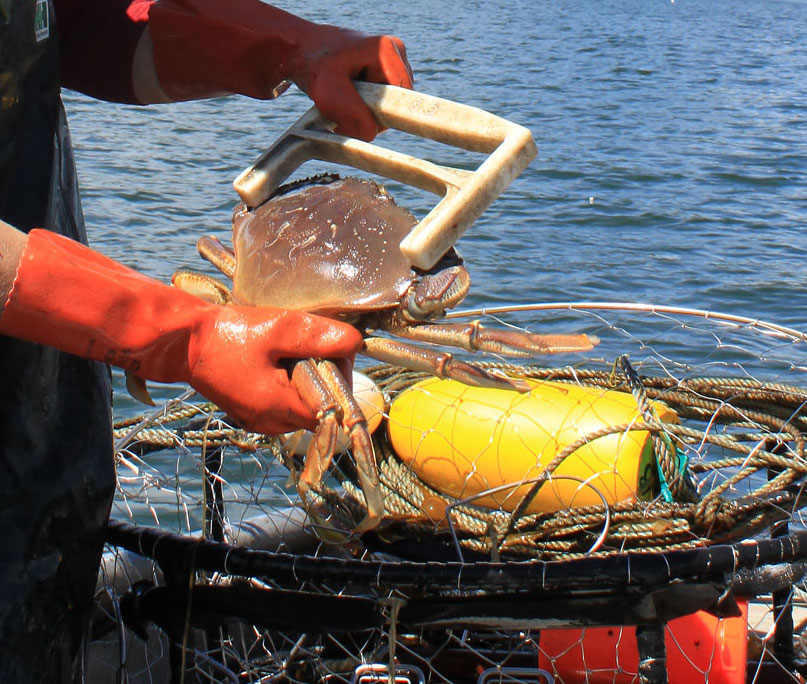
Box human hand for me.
[187,305,363,434]
[146,0,414,141]
[0,228,363,436]
[288,27,414,141]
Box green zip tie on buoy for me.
[657,445,691,503]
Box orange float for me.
[537,601,748,684]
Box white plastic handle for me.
[234,83,537,270]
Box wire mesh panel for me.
[88,303,807,684]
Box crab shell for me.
[229,176,420,319]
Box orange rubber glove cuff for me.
[147,0,298,102]
[0,230,363,434]
[147,0,413,141]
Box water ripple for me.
[62,0,807,337]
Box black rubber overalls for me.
[0,0,116,681]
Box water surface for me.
[66,0,807,323]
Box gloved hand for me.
[0,229,363,434]
[146,0,413,141]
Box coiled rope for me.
[113,361,807,561]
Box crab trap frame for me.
[89,303,807,684]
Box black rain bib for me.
[0,2,115,681]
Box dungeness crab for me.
[173,174,597,530]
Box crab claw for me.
[291,359,384,531]
[401,255,470,322]
[291,360,343,495]
[316,361,384,531]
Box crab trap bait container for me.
[387,378,678,513]
[537,601,748,684]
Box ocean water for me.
[60,1,807,484]
[65,0,807,316]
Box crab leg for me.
[290,359,343,495]
[315,360,384,531]
[363,337,532,392]
[197,235,236,278]
[389,320,598,357]
[291,359,384,531]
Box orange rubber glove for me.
[0,230,363,434]
[147,0,413,141]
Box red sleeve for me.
[54,0,155,104]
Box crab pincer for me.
[291,359,384,531]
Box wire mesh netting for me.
[88,303,807,684]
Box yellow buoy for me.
[387,378,677,514]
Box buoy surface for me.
[388,378,676,513]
